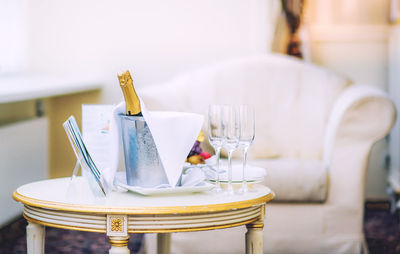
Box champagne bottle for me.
[117,70,143,116]
[117,70,168,187]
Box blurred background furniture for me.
[0,75,101,227]
[140,54,396,254]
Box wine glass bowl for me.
[238,105,255,194]
[208,105,227,193]
[221,105,240,195]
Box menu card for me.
[63,115,108,196]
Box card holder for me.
[63,115,108,197]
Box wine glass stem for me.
[242,147,249,192]
[215,146,222,191]
[227,149,234,194]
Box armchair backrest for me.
[140,54,351,160]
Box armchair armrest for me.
[323,84,395,169]
[321,84,395,234]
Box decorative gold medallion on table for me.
[111,218,123,232]
[107,215,128,236]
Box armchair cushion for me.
[251,159,327,202]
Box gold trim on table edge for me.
[13,191,274,215]
[24,214,261,233]
[24,215,106,233]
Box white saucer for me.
[206,164,266,183]
[114,172,214,196]
[206,178,263,184]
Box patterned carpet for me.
[0,202,397,253]
[0,217,143,254]
[364,202,400,254]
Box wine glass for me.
[238,105,255,194]
[208,105,226,193]
[222,105,240,195]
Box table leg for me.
[246,205,265,254]
[26,221,45,254]
[109,236,130,254]
[246,223,264,254]
[157,233,171,254]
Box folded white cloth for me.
[179,167,206,186]
[108,98,204,189]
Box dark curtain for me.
[281,0,305,58]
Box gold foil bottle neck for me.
[117,70,142,116]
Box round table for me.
[13,177,274,254]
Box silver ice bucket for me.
[119,114,168,187]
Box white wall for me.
[0,0,27,74]
[27,0,276,104]
[388,26,400,193]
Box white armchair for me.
[139,54,396,254]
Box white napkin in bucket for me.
[108,98,204,188]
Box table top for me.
[13,177,274,215]
[0,75,101,103]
